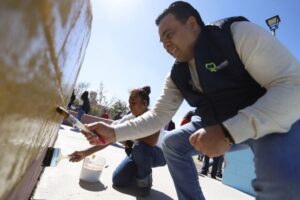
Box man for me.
[83,1,300,200]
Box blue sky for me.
[77,0,300,126]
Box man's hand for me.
[189,124,232,157]
[81,122,116,145]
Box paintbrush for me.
[42,147,69,167]
[56,106,106,144]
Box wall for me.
[223,147,256,196]
[0,1,92,199]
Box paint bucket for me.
[79,155,106,182]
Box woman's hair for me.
[155,1,205,28]
[130,86,151,106]
[81,91,89,101]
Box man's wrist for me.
[220,123,235,145]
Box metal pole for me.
[272,29,276,37]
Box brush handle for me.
[56,107,106,145]
[68,115,106,144]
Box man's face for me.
[158,13,200,62]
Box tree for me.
[97,82,116,107]
[110,99,129,118]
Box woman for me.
[69,86,166,197]
[76,91,90,121]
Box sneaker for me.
[216,173,223,178]
[138,187,151,197]
[211,175,216,179]
[201,171,208,176]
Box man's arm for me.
[112,75,184,142]
[225,21,300,143]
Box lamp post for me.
[265,15,280,36]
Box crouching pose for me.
[69,86,166,197]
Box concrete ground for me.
[31,125,254,200]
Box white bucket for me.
[79,155,106,182]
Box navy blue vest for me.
[170,16,266,126]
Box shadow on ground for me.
[113,183,173,200]
[79,180,108,192]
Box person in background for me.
[69,86,166,197]
[113,111,123,120]
[82,2,300,200]
[76,91,90,122]
[201,155,223,179]
[164,120,175,131]
[67,90,76,110]
[101,110,109,119]
[216,155,224,178]
[180,110,194,126]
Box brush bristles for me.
[42,147,55,167]
[56,107,63,114]
[42,147,61,167]
[50,148,61,167]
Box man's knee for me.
[162,131,179,153]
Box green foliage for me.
[109,99,129,117]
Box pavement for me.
[31,125,254,200]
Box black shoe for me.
[216,173,222,178]
[201,171,207,176]
[211,175,216,179]
[138,187,151,197]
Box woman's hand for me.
[68,151,86,162]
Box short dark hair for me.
[155,1,205,27]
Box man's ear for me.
[186,16,200,31]
[143,100,148,107]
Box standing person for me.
[70,86,166,197]
[201,155,223,179]
[82,1,300,200]
[67,90,76,110]
[164,120,175,131]
[76,91,90,122]
[101,110,109,119]
[180,110,194,126]
[216,155,224,178]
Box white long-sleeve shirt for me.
[113,21,300,144]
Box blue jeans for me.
[162,116,300,200]
[76,108,85,122]
[112,141,166,186]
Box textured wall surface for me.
[0,0,92,199]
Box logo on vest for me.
[205,60,229,72]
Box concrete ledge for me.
[63,111,113,127]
